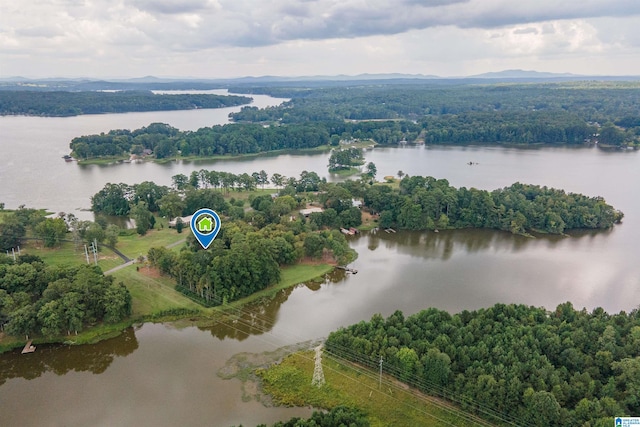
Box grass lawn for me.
[116,225,187,260]
[16,240,122,271]
[110,265,202,317]
[329,167,361,177]
[258,351,494,427]
[110,262,332,319]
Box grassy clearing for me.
[110,262,332,319]
[76,156,128,165]
[258,351,492,427]
[110,265,202,317]
[116,225,187,260]
[330,167,361,177]
[15,240,123,271]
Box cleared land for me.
[258,351,495,427]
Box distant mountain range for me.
[1,70,639,89]
[468,69,582,79]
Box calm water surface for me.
[1,97,640,426]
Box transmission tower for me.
[311,344,326,387]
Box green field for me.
[258,351,494,427]
[110,262,333,319]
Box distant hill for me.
[1,70,639,91]
[469,69,581,79]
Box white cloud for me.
[1,0,640,77]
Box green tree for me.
[34,218,68,248]
[158,192,186,219]
[102,284,132,323]
[270,173,285,189]
[364,162,377,180]
[0,214,26,251]
[84,222,106,244]
[38,300,64,337]
[131,201,154,235]
[91,183,132,216]
[105,224,120,247]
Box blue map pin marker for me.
[190,208,221,250]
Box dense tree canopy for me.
[0,91,251,117]
[362,176,623,235]
[326,303,640,426]
[229,82,640,148]
[242,406,369,427]
[0,256,131,337]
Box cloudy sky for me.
[1,0,639,78]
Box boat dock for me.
[21,340,36,354]
[336,266,358,274]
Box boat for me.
[62,155,74,162]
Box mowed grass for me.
[259,352,493,427]
[221,263,334,312]
[109,262,333,320]
[110,265,202,317]
[16,240,123,271]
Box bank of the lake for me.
[75,144,334,166]
[0,262,336,354]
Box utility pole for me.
[84,244,90,264]
[92,239,98,265]
[379,355,384,390]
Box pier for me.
[21,340,36,354]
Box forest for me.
[229,82,640,147]
[364,176,623,234]
[325,303,640,426]
[0,256,132,337]
[67,85,640,161]
[0,90,251,116]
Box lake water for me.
[1,94,640,426]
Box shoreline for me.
[0,262,335,355]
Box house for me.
[197,216,213,232]
[299,207,324,217]
[168,215,192,228]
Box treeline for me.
[363,176,623,234]
[231,406,369,427]
[325,303,640,426]
[422,111,593,145]
[230,83,640,124]
[228,83,640,147]
[0,90,251,116]
[0,256,131,337]
[69,120,424,160]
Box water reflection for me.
[0,327,138,386]
[202,270,347,341]
[359,227,615,261]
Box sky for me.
[1,0,640,79]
